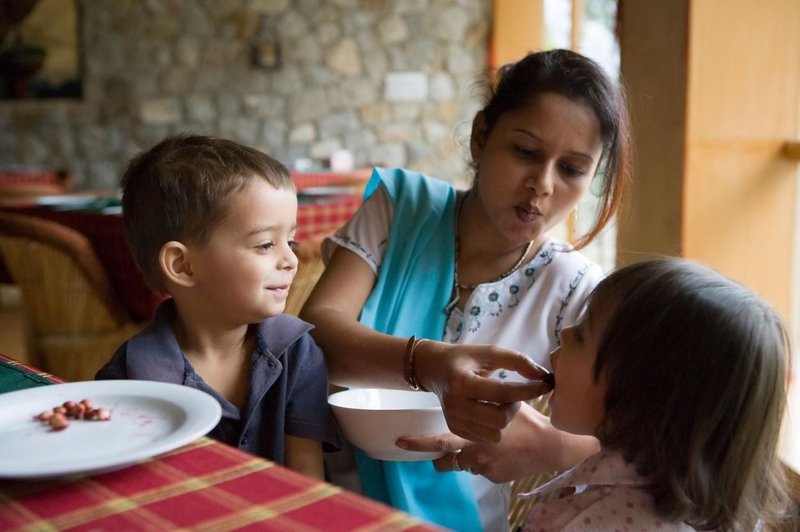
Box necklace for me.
[445,194,535,312]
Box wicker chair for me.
[0,212,142,381]
[507,394,560,531]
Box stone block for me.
[140,99,182,125]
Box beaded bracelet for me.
[403,335,428,391]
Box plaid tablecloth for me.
[0,353,62,392]
[296,195,362,240]
[0,439,436,531]
[291,169,371,191]
[0,353,440,531]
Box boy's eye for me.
[288,240,298,252]
[257,242,274,251]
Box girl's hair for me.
[591,258,793,530]
[121,134,294,292]
[478,48,632,249]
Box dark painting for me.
[0,0,81,99]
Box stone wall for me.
[0,0,490,189]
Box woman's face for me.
[471,92,603,245]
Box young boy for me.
[96,134,337,479]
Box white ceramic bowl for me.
[328,388,449,462]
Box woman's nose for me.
[525,164,555,196]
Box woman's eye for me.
[560,163,586,178]
[513,145,538,158]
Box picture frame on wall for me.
[0,0,82,99]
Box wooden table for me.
[0,353,440,532]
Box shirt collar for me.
[124,299,315,383]
[521,448,647,499]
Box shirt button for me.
[241,436,249,445]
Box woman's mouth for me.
[515,204,542,223]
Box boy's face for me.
[547,300,610,436]
[187,179,298,323]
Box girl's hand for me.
[414,341,553,443]
[396,404,599,483]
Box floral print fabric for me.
[521,450,696,531]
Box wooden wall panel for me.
[490,0,544,68]
[616,0,689,264]
[684,0,800,320]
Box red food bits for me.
[50,413,69,431]
[33,398,111,431]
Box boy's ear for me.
[469,111,487,162]
[159,241,195,287]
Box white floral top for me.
[521,450,697,531]
[324,187,603,369]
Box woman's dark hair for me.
[591,258,793,530]
[121,134,294,292]
[479,49,632,249]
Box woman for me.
[301,49,632,531]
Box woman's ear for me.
[159,241,195,287]
[469,111,488,162]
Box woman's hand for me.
[414,341,553,443]
[396,403,599,483]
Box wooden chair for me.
[285,233,327,317]
[0,212,142,381]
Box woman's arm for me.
[300,246,410,388]
[300,247,553,443]
[397,403,599,483]
[284,435,325,480]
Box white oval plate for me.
[0,380,222,479]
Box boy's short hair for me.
[590,258,789,529]
[121,134,294,292]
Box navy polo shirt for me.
[96,300,338,464]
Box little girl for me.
[523,258,796,531]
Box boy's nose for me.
[281,245,299,270]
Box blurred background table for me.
[0,167,74,198]
[0,170,367,323]
[0,352,439,531]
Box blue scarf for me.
[357,167,482,531]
